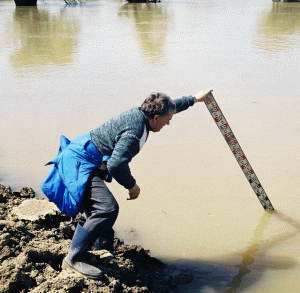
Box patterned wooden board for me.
[204,94,274,210]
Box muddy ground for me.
[0,185,193,293]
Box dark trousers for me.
[81,169,119,245]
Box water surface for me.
[1,0,300,292]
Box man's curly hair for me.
[141,92,176,119]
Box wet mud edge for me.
[0,184,194,293]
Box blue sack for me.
[41,133,110,217]
[41,162,80,217]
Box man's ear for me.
[153,115,160,121]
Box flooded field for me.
[1,0,300,291]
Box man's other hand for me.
[128,184,140,200]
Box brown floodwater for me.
[1,0,300,291]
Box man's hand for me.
[128,184,140,200]
[194,90,213,103]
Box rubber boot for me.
[62,224,102,280]
[94,229,115,253]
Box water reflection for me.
[255,2,300,54]
[225,210,300,292]
[118,3,170,63]
[9,7,80,68]
[225,211,273,292]
[171,210,299,293]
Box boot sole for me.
[62,259,103,280]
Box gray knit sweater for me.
[91,96,195,189]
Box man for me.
[41,89,212,280]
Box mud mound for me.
[0,185,193,293]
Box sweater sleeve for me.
[173,95,196,114]
[106,133,140,189]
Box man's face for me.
[150,111,174,133]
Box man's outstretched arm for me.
[173,89,213,114]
